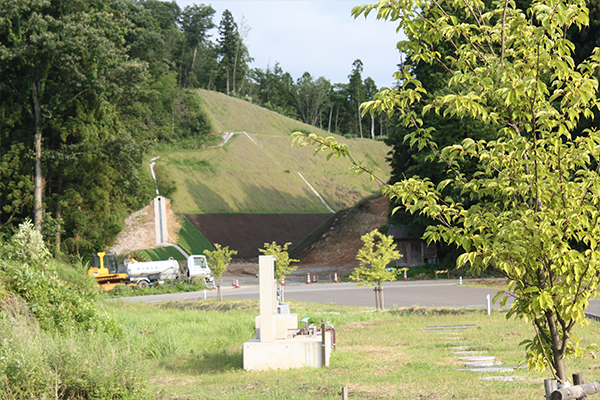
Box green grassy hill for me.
[153,89,391,214]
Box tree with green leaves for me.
[295,0,600,384]
[259,241,299,303]
[178,4,215,89]
[204,243,237,301]
[293,72,332,127]
[350,229,401,310]
[216,10,250,95]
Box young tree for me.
[259,241,299,303]
[350,230,401,310]
[295,0,600,384]
[204,243,237,301]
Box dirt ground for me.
[108,198,181,255]
[110,196,389,278]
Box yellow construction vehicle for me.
[88,252,130,291]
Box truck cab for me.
[187,255,212,281]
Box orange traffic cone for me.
[211,280,216,290]
[235,278,240,288]
[312,274,317,283]
[281,278,286,286]
[404,270,407,280]
[307,273,311,284]
[334,273,339,283]
[232,278,236,287]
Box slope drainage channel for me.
[426,324,524,382]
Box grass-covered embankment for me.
[152,89,391,214]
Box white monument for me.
[243,255,333,371]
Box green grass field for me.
[151,90,391,214]
[108,300,600,399]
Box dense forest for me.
[0,0,389,257]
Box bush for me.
[0,296,148,399]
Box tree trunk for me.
[188,45,198,88]
[371,114,375,139]
[335,106,340,132]
[358,105,363,138]
[55,176,62,256]
[226,69,230,95]
[374,287,379,310]
[32,80,43,231]
[328,106,333,133]
[379,284,385,311]
[546,309,567,382]
[217,279,223,302]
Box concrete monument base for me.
[243,331,332,371]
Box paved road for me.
[118,279,508,310]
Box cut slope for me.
[290,195,389,274]
[154,89,391,214]
[185,213,331,259]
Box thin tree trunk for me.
[55,176,62,256]
[335,106,340,132]
[358,105,363,138]
[379,284,385,311]
[328,106,333,133]
[226,69,230,95]
[546,309,567,382]
[32,80,43,231]
[188,45,198,88]
[371,114,375,139]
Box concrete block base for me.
[243,332,332,371]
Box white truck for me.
[127,254,212,288]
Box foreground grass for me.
[108,299,600,399]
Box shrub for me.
[0,296,148,399]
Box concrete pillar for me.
[154,196,168,245]
[258,255,277,342]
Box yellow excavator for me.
[87,252,131,291]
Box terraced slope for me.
[154,89,391,214]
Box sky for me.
[173,0,405,89]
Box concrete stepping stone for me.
[464,361,499,367]
[424,325,478,330]
[457,356,495,362]
[454,351,488,355]
[451,346,475,350]
[480,376,523,382]
[441,337,465,340]
[469,367,514,373]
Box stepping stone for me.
[442,337,465,340]
[464,361,499,367]
[457,356,495,362]
[451,346,475,350]
[469,367,514,373]
[425,325,478,330]
[480,376,523,382]
[454,351,488,355]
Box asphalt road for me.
[118,279,509,310]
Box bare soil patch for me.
[109,198,181,255]
[184,213,330,259]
